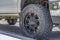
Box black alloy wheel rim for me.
[24,13,40,34]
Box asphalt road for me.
[0,19,60,40]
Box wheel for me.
[7,19,17,25]
[20,4,53,39]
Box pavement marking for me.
[0,34,20,40]
[0,30,35,40]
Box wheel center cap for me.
[29,18,36,25]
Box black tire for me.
[20,4,53,39]
[7,19,17,25]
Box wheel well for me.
[21,0,49,10]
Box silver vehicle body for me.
[0,0,20,19]
[49,0,60,3]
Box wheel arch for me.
[21,0,49,10]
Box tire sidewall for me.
[20,4,52,38]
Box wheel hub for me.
[28,17,36,25]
